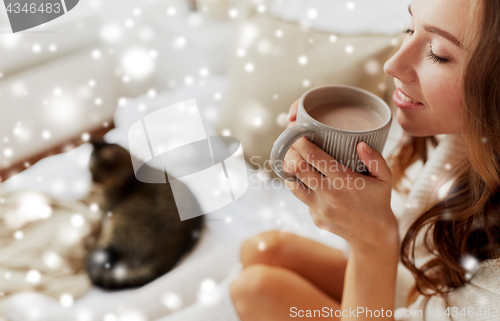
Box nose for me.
[383,37,418,84]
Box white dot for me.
[14,231,23,240]
[298,55,308,65]
[275,29,283,38]
[225,216,232,223]
[162,292,183,311]
[133,8,141,16]
[184,76,194,85]
[81,132,90,141]
[88,79,96,87]
[125,19,134,28]
[390,37,400,46]
[365,59,380,75]
[258,240,266,251]
[245,63,255,72]
[41,130,51,140]
[49,44,57,52]
[345,45,354,54]
[461,254,479,272]
[482,137,488,143]
[200,279,216,292]
[94,97,102,106]
[228,8,238,18]
[302,79,311,87]
[257,4,266,13]
[222,129,231,136]
[59,293,74,307]
[431,174,437,181]
[53,87,62,96]
[90,203,99,212]
[346,1,355,10]
[92,49,101,59]
[329,35,338,42]
[174,37,186,49]
[3,148,13,158]
[149,50,158,58]
[26,269,41,284]
[199,68,209,77]
[167,7,177,16]
[273,94,279,100]
[32,43,41,53]
[444,163,452,170]
[214,92,222,100]
[277,113,288,127]
[148,89,157,97]
[70,214,85,228]
[236,48,246,57]
[253,117,263,127]
[103,313,118,321]
[307,8,318,19]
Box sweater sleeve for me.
[394,259,500,321]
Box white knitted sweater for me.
[393,134,500,321]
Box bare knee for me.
[230,264,280,318]
[240,230,296,268]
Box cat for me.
[85,140,204,289]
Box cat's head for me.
[89,140,135,189]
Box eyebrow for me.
[408,4,462,48]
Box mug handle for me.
[270,124,315,181]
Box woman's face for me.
[383,0,476,136]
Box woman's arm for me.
[341,229,400,321]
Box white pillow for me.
[269,0,411,35]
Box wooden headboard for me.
[0,121,114,182]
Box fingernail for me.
[363,142,372,154]
[287,110,294,120]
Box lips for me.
[397,89,419,103]
[392,88,425,109]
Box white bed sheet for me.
[0,75,349,321]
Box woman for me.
[229,0,500,320]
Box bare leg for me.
[240,230,347,302]
[230,264,342,321]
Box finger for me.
[284,144,325,192]
[284,179,315,206]
[291,136,349,180]
[356,142,392,183]
[287,98,300,122]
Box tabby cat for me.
[85,140,204,289]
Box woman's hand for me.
[283,100,399,255]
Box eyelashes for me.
[403,29,449,65]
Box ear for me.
[90,138,107,151]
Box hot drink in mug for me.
[270,85,392,180]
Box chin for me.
[397,111,430,137]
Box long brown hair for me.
[385,0,500,307]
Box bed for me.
[0,0,413,319]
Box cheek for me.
[420,70,463,131]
